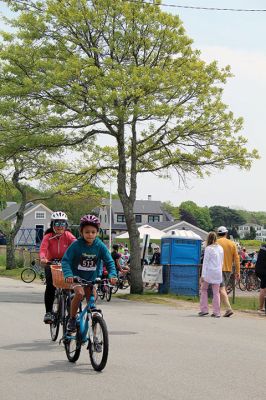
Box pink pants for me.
[200,280,220,316]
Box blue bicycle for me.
[62,277,109,372]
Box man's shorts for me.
[256,274,266,289]
[220,271,232,288]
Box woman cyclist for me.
[62,214,117,332]
[39,211,76,324]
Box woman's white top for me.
[202,244,224,284]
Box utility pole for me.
[109,181,112,251]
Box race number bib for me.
[77,254,97,272]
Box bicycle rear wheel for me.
[88,314,109,371]
[21,268,36,283]
[238,273,247,291]
[50,291,61,341]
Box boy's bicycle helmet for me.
[80,214,100,230]
[51,211,68,221]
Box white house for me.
[98,198,174,237]
[237,223,264,240]
[0,202,53,247]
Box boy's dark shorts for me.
[220,271,232,288]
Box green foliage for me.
[239,240,261,250]
[0,0,259,291]
[237,210,266,226]
[209,206,246,228]
[179,201,212,231]
[161,201,180,220]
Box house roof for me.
[105,199,170,215]
[162,220,209,235]
[0,202,34,220]
[0,202,53,221]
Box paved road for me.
[1,277,266,400]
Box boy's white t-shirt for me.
[202,244,224,284]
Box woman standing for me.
[199,232,224,318]
[39,211,76,323]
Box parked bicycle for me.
[238,267,260,291]
[226,274,236,295]
[62,276,109,372]
[21,259,45,284]
[97,278,113,302]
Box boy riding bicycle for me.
[62,214,117,332]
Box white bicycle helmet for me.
[51,211,68,221]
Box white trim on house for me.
[24,203,53,218]
[162,220,208,235]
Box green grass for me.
[0,265,22,279]
[116,292,259,311]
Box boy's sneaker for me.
[198,311,209,317]
[223,309,234,318]
[257,309,265,315]
[43,312,53,324]
[211,314,221,318]
[94,338,102,353]
[67,317,77,333]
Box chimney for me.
[148,195,152,201]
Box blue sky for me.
[1,1,265,211]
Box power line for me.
[127,1,266,12]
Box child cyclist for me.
[39,211,76,324]
[62,214,117,333]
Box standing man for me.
[255,243,266,314]
[217,226,240,317]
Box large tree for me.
[209,205,246,229]
[179,201,213,232]
[0,0,258,291]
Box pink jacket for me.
[39,231,76,261]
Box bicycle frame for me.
[64,288,102,344]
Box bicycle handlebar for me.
[73,276,102,286]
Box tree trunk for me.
[116,122,143,294]
[5,235,16,270]
[5,163,27,269]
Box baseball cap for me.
[217,226,228,234]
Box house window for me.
[135,215,142,223]
[117,214,125,223]
[148,215,160,223]
[35,211,46,219]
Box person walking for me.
[255,243,266,314]
[217,226,240,317]
[199,232,224,318]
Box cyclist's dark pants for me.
[44,265,56,313]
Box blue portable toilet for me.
[159,230,202,296]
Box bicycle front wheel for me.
[88,315,109,371]
[111,282,119,294]
[106,286,112,302]
[21,268,36,283]
[50,291,61,341]
[64,323,81,363]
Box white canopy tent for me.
[115,224,164,240]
